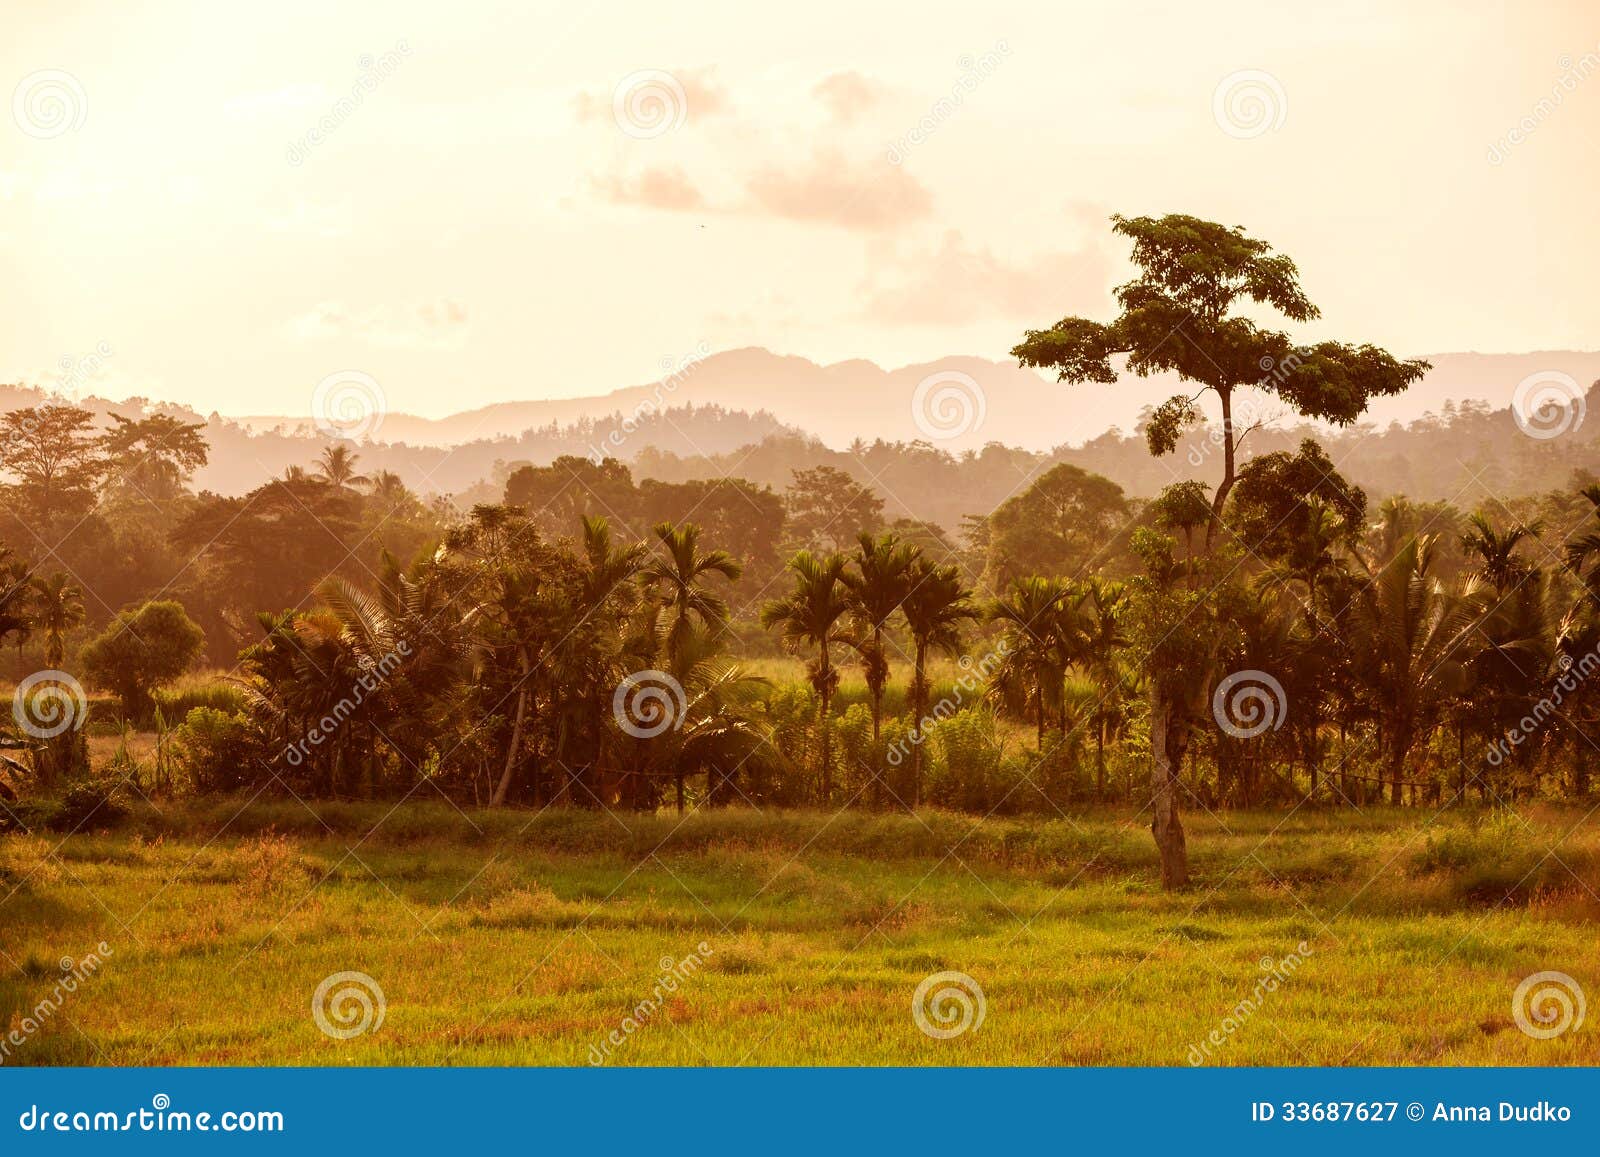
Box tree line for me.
[4,214,1599,895]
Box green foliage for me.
[1232,439,1366,560]
[44,772,130,833]
[81,600,206,723]
[984,463,1132,586]
[154,681,246,719]
[171,708,266,795]
[927,708,1006,811]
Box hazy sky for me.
[3,0,1596,419]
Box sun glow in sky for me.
[2,0,1596,419]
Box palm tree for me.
[762,552,852,802]
[1078,577,1128,799]
[842,531,918,804]
[439,505,559,806]
[314,444,370,491]
[642,522,742,677]
[625,630,772,814]
[1564,484,1600,605]
[1349,534,1476,804]
[1461,512,1542,596]
[0,549,36,653]
[367,470,415,514]
[901,558,979,808]
[29,572,84,667]
[987,577,1071,750]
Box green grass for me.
[2,802,1597,1065]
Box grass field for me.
[2,801,1597,1065]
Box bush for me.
[45,774,129,833]
[171,708,267,795]
[928,707,1006,812]
[81,600,205,724]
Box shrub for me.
[171,708,267,795]
[928,707,1006,812]
[81,600,205,724]
[45,774,129,833]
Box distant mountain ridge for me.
[232,346,1600,451]
[7,347,1599,501]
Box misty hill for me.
[235,346,1600,452]
[7,348,1600,536]
[0,381,798,497]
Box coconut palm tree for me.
[1348,534,1477,804]
[29,572,84,667]
[762,551,852,802]
[314,444,370,491]
[1564,484,1600,606]
[0,549,35,654]
[642,521,742,677]
[621,628,772,814]
[842,531,918,804]
[1460,512,1543,597]
[901,558,979,808]
[987,577,1071,750]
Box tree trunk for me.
[1095,715,1106,800]
[1388,739,1405,806]
[1148,686,1190,890]
[870,626,884,809]
[1338,720,1347,805]
[910,641,927,810]
[490,651,531,807]
[818,642,833,804]
[1205,386,1238,552]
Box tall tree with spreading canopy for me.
[1013,213,1427,887]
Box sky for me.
[2,0,1597,420]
